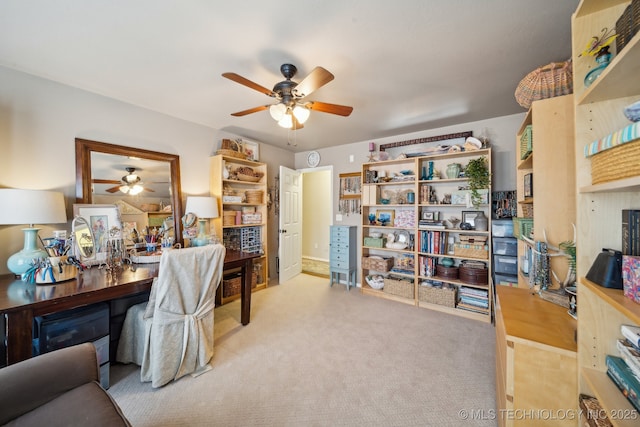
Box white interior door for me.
[279,166,302,283]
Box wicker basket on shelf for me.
[590,139,640,184]
[383,277,414,299]
[514,60,573,109]
[418,284,456,307]
[216,139,248,160]
[245,190,264,204]
[223,211,237,226]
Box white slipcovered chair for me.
[116,244,226,388]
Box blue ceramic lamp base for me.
[7,228,48,276]
[191,219,210,247]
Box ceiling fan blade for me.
[105,185,121,193]
[142,187,155,193]
[231,105,270,117]
[222,72,274,96]
[92,179,121,185]
[307,101,353,117]
[294,67,334,98]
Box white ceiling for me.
[0,0,579,152]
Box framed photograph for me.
[461,211,482,228]
[73,204,122,252]
[376,210,395,226]
[422,211,435,220]
[242,140,260,161]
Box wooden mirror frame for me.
[75,138,183,246]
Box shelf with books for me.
[361,148,492,322]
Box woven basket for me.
[418,285,456,307]
[514,60,573,109]
[454,244,488,259]
[616,0,640,54]
[362,256,394,272]
[245,190,264,204]
[513,217,534,240]
[591,139,640,184]
[383,277,414,299]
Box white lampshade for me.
[0,189,67,225]
[292,105,310,124]
[0,189,68,276]
[185,196,219,219]
[185,196,219,247]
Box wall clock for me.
[307,151,321,168]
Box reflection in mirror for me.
[75,138,183,246]
[72,216,95,259]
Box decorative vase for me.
[441,257,454,267]
[421,166,427,180]
[584,46,611,88]
[446,163,461,179]
[474,211,488,231]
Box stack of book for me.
[606,324,640,412]
[418,219,445,230]
[457,286,489,314]
[622,209,640,256]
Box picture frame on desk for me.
[73,204,122,253]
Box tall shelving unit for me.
[514,95,576,288]
[572,1,640,424]
[360,148,493,323]
[210,154,268,304]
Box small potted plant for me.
[464,156,491,231]
[465,156,491,209]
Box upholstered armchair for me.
[0,342,131,426]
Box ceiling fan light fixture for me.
[292,105,310,124]
[129,184,144,195]
[269,103,287,121]
[278,113,293,129]
[119,185,130,194]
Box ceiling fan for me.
[222,63,353,130]
[97,167,155,195]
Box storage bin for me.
[520,125,533,159]
[363,237,386,248]
[361,256,394,272]
[494,273,518,287]
[492,237,517,256]
[418,283,456,307]
[492,219,514,238]
[494,255,518,275]
[459,264,488,285]
[383,277,414,299]
[454,243,488,259]
[512,217,533,240]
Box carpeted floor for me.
[301,257,330,277]
[109,274,497,426]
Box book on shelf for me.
[605,355,640,412]
[457,302,490,314]
[622,209,640,256]
[616,339,640,381]
[622,324,640,349]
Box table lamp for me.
[185,196,219,247]
[0,189,68,276]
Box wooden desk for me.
[0,249,259,366]
[495,286,577,427]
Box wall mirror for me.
[75,138,183,245]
